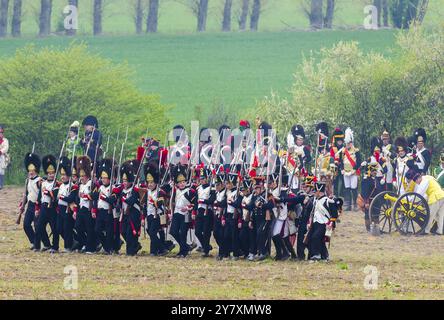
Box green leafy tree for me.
[253,26,444,159]
[0,43,170,183]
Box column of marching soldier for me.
[16,116,444,262]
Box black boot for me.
[280,237,290,260]
[351,188,358,211]
[283,237,297,259]
[345,188,352,211]
[365,219,371,232]
[272,235,283,260]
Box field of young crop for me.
[0,29,398,123]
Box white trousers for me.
[426,199,444,235]
[272,219,289,238]
[343,174,358,189]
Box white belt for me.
[58,199,68,207]
[98,200,110,210]
[198,203,208,209]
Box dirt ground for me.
[0,186,443,300]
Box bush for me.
[253,26,444,158]
[0,43,170,184]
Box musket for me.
[120,137,150,223]
[116,126,129,186]
[85,126,96,157]
[68,142,77,194]
[48,140,67,209]
[187,128,200,185]
[314,130,321,180]
[17,142,36,225]
[102,135,111,159]
[304,129,322,245]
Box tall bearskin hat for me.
[241,178,253,190]
[82,115,98,129]
[144,162,160,184]
[332,127,344,145]
[215,171,226,185]
[394,137,408,153]
[24,153,41,174]
[316,122,329,147]
[98,159,113,180]
[291,125,305,140]
[315,181,326,193]
[198,166,210,180]
[381,128,390,141]
[77,156,92,178]
[59,156,72,177]
[370,137,382,153]
[414,128,427,144]
[120,160,137,183]
[227,172,238,185]
[316,122,329,137]
[258,121,272,136]
[42,155,57,175]
[71,157,78,176]
[171,164,187,184]
[344,127,354,144]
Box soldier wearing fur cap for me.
[239,177,255,260]
[34,155,59,252]
[56,156,79,252]
[20,153,42,250]
[212,170,227,260]
[412,128,431,174]
[224,171,243,260]
[195,166,215,257]
[143,162,169,256]
[92,159,116,254]
[307,182,341,262]
[249,175,274,261]
[75,156,96,254]
[117,160,142,256]
[170,164,197,258]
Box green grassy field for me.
[0,30,398,123]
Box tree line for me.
[0,0,431,38]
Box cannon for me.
[368,191,430,235]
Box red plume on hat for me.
[239,120,250,128]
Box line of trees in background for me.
[252,25,443,158]
[0,0,432,38]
